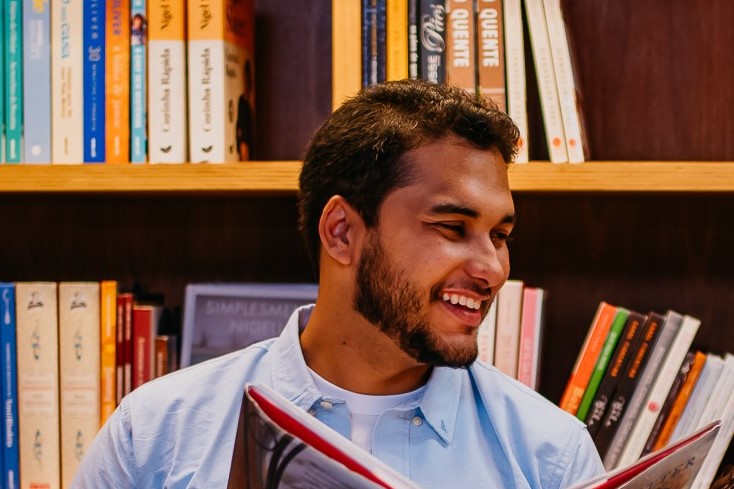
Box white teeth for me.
[442,293,482,310]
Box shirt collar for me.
[269,305,464,445]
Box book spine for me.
[690,388,734,489]
[105,0,130,163]
[418,0,446,84]
[226,0,255,162]
[4,0,22,163]
[361,0,386,87]
[445,0,475,94]
[692,353,734,432]
[132,304,161,390]
[15,282,60,489]
[51,0,84,164]
[22,0,51,163]
[115,293,125,404]
[407,0,418,79]
[0,284,19,489]
[476,297,497,364]
[559,301,617,415]
[386,0,408,81]
[593,311,666,458]
[669,354,723,445]
[331,0,361,108]
[522,0,568,163]
[187,0,225,162]
[148,0,188,163]
[83,0,106,163]
[503,0,528,162]
[516,287,544,390]
[121,292,134,397]
[614,314,700,468]
[653,350,706,451]
[100,280,117,425]
[642,350,698,455]
[542,0,586,163]
[58,282,101,488]
[475,0,505,109]
[130,0,147,163]
[492,279,524,378]
[602,311,683,469]
[585,311,647,438]
[0,1,5,163]
[576,308,630,422]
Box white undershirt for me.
[308,367,427,453]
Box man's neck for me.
[299,303,432,395]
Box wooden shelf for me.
[1,161,734,193]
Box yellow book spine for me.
[386,0,408,81]
[105,0,131,163]
[331,0,361,109]
[100,281,118,425]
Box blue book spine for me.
[130,0,146,163]
[22,0,51,164]
[0,283,19,489]
[83,0,106,162]
[4,0,23,163]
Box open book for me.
[227,384,720,489]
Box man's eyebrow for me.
[429,203,516,225]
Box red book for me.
[132,304,162,390]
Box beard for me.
[353,232,478,368]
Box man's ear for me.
[318,195,363,266]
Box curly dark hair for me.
[298,79,520,272]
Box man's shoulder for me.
[468,361,585,431]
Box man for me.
[73,80,604,488]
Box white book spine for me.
[149,40,188,163]
[542,0,585,163]
[51,0,84,164]
[188,40,227,163]
[15,282,60,489]
[522,0,568,163]
[58,282,101,489]
[476,298,497,365]
[693,353,734,431]
[492,280,524,378]
[691,388,734,489]
[503,0,528,163]
[615,315,700,468]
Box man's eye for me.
[435,223,464,235]
[491,231,513,243]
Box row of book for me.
[477,279,545,390]
[0,0,254,166]
[559,301,734,489]
[335,0,588,164]
[0,281,178,489]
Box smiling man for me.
[73,79,604,488]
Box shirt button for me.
[320,400,333,410]
[308,409,316,416]
[412,416,423,426]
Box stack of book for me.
[477,279,546,391]
[560,301,734,489]
[333,0,589,164]
[0,0,255,165]
[0,280,179,488]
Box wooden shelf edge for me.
[2,161,734,193]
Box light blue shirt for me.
[72,305,604,488]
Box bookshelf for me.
[2,0,734,422]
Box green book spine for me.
[576,307,630,421]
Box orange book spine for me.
[100,280,118,425]
[106,0,131,163]
[475,0,506,111]
[446,0,476,93]
[653,351,707,451]
[559,301,618,415]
